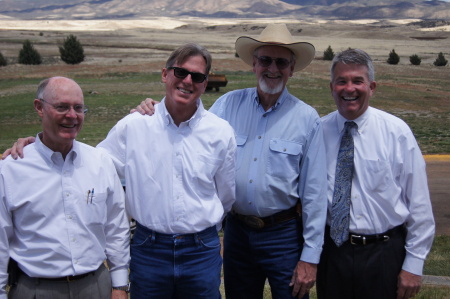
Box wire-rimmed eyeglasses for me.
[39,98,88,115]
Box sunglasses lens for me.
[173,68,189,79]
[257,56,291,69]
[191,73,206,83]
[275,58,290,69]
[258,56,273,67]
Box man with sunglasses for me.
[133,23,327,299]
[98,43,236,298]
[0,77,130,299]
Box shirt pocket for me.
[194,155,222,197]
[267,139,302,179]
[235,135,248,170]
[362,159,392,193]
[82,191,107,225]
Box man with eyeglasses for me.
[0,76,130,299]
[132,23,327,299]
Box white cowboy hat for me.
[235,23,315,72]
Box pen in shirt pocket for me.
[86,188,94,204]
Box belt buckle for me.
[243,215,265,229]
[350,234,366,245]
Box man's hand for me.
[129,98,159,115]
[397,270,421,299]
[1,136,35,160]
[289,261,317,298]
[111,289,128,299]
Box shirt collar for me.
[252,87,288,112]
[35,133,81,167]
[336,107,372,134]
[159,97,205,128]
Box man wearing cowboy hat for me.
[208,23,327,299]
[109,23,326,298]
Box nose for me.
[64,107,78,118]
[267,60,279,72]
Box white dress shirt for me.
[0,135,130,298]
[322,107,435,275]
[97,99,236,234]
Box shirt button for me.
[258,136,262,139]
[249,179,253,183]
[66,193,70,197]
[253,158,257,161]
[68,215,72,219]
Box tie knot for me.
[345,121,357,132]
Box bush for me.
[0,52,7,67]
[409,54,421,66]
[323,45,335,61]
[433,52,448,67]
[387,49,400,65]
[18,40,42,65]
[59,34,85,65]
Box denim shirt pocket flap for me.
[269,139,302,155]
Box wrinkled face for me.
[162,54,207,110]
[35,78,84,152]
[253,45,294,95]
[330,62,376,120]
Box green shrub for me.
[387,49,400,65]
[18,40,42,65]
[0,52,7,67]
[433,52,448,67]
[409,54,421,65]
[323,45,335,61]
[59,34,85,65]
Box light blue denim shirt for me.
[210,87,327,263]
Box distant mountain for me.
[1,0,449,20]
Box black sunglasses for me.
[167,67,207,83]
[254,56,292,70]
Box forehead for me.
[333,63,370,80]
[257,45,292,58]
[46,79,84,103]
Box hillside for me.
[0,0,449,20]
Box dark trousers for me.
[317,226,406,299]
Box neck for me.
[257,90,281,111]
[40,133,73,160]
[165,102,197,127]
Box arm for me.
[214,130,236,217]
[0,171,12,299]
[1,136,35,160]
[130,98,159,115]
[290,119,328,296]
[102,154,130,291]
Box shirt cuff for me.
[402,253,425,276]
[300,246,322,264]
[110,268,129,287]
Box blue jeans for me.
[130,222,222,299]
[223,213,308,299]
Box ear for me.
[34,99,44,117]
[161,68,168,83]
[369,81,377,96]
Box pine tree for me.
[409,54,421,66]
[323,45,335,61]
[387,49,400,65]
[18,40,42,65]
[433,52,448,67]
[59,34,85,65]
[0,51,7,67]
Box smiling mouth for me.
[177,87,193,94]
[61,124,77,129]
[342,96,358,102]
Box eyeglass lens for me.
[256,56,291,69]
[39,98,88,114]
[168,67,207,83]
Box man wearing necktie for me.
[317,49,435,299]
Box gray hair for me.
[36,78,51,99]
[330,48,375,82]
[166,43,212,75]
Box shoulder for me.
[203,110,234,133]
[369,107,411,131]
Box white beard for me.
[259,76,283,95]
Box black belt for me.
[22,267,98,282]
[232,205,301,229]
[349,225,405,245]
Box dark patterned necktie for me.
[330,121,357,247]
